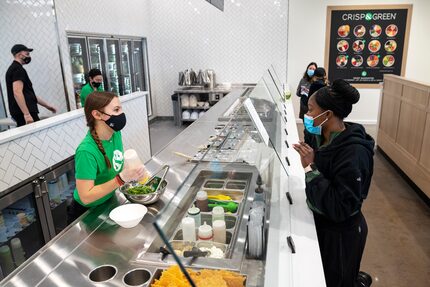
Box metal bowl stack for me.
[119,176,168,205]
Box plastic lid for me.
[196,190,208,200]
[188,205,200,215]
[198,221,213,236]
[212,206,224,215]
[213,220,226,229]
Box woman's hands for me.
[293,141,315,168]
[119,165,147,182]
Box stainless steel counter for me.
[2,84,325,287]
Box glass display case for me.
[88,38,108,91]
[67,37,89,103]
[0,157,84,280]
[141,83,291,286]
[67,34,151,110]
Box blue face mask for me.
[307,69,315,77]
[304,111,328,135]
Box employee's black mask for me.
[100,111,126,131]
[92,82,102,88]
[22,56,31,64]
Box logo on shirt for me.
[113,150,123,172]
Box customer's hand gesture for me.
[293,141,315,168]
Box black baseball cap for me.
[314,67,326,78]
[11,44,33,55]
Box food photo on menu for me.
[337,40,349,52]
[353,25,366,37]
[383,55,395,67]
[386,24,398,37]
[370,24,382,37]
[367,55,379,67]
[351,55,364,67]
[338,24,350,37]
[336,55,348,67]
[385,40,397,52]
[368,40,381,53]
[353,40,365,52]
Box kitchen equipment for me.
[187,205,201,227]
[206,69,216,89]
[190,111,199,120]
[198,222,213,241]
[181,217,196,242]
[189,95,197,107]
[195,191,209,212]
[199,111,205,118]
[120,165,169,205]
[213,220,226,244]
[69,43,82,56]
[182,110,191,120]
[109,203,147,228]
[180,95,189,107]
[212,206,225,222]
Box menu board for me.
[325,5,412,87]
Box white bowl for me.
[109,204,147,228]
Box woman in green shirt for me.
[80,68,104,107]
[74,91,145,207]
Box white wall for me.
[147,0,288,116]
[54,0,152,110]
[288,0,430,124]
[0,0,67,118]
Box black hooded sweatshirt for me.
[304,123,375,223]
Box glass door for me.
[132,40,152,115]
[0,182,50,278]
[41,159,81,236]
[106,39,122,95]
[87,38,108,91]
[120,40,133,95]
[67,37,89,107]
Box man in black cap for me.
[5,44,57,127]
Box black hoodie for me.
[304,123,375,223]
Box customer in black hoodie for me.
[293,79,374,287]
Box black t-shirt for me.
[5,61,39,116]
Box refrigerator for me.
[0,157,84,279]
[120,40,133,95]
[106,39,122,95]
[88,38,108,91]
[67,37,89,105]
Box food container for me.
[120,165,169,205]
[109,203,147,228]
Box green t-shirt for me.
[80,83,103,106]
[74,131,124,207]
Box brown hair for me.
[84,91,117,169]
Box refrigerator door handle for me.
[39,177,57,239]
[33,180,53,243]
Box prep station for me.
[1,69,325,286]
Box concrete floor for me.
[150,119,430,286]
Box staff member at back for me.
[80,68,104,107]
[5,44,57,126]
[74,91,146,207]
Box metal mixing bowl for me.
[119,177,168,205]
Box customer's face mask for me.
[99,111,127,131]
[304,111,328,135]
[307,69,315,77]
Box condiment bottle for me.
[187,205,201,227]
[124,149,149,183]
[212,206,225,222]
[195,191,209,212]
[213,220,226,244]
[0,245,15,276]
[198,221,213,241]
[10,238,26,267]
[182,217,196,242]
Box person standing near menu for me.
[5,44,57,127]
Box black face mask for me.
[100,111,126,131]
[92,82,102,88]
[22,56,31,64]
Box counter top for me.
[174,86,231,94]
[1,86,325,287]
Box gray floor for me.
[150,119,430,286]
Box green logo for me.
[365,13,373,21]
[362,71,367,77]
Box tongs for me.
[145,164,169,194]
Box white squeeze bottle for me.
[124,149,149,183]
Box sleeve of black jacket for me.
[305,145,372,222]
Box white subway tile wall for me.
[0,0,68,117]
[0,94,151,193]
[148,0,288,116]
[53,0,152,110]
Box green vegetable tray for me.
[119,176,168,205]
